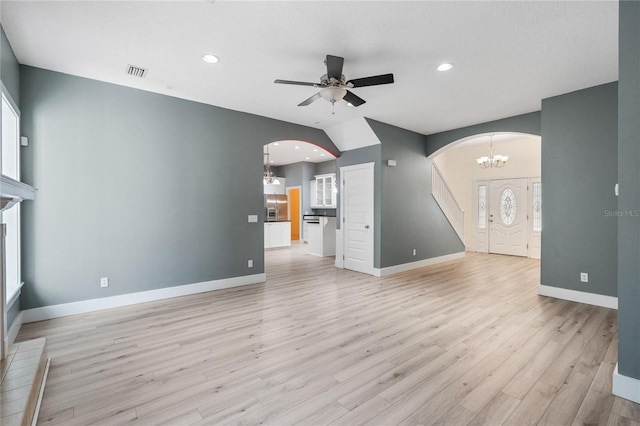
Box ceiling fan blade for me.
[344,90,366,107]
[298,92,322,106]
[326,55,344,80]
[347,73,394,88]
[274,79,319,87]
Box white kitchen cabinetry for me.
[264,178,286,195]
[307,217,336,257]
[264,222,291,249]
[309,180,318,208]
[302,220,309,243]
[310,174,336,208]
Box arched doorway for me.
[261,140,339,264]
[429,132,541,258]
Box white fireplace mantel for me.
[1,174,37,212]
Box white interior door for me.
[489,178,528,257]
[341,163,374,275]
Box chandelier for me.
[476,135,508,168]
[263,144,280,185]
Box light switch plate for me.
[580,272,589,283]
[248,215,258,223]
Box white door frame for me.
[472,176,541,258]
[340,162,375,276]
[1,223,5,360]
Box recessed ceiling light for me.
[320,153,325,157]
[273,142,279,146]
[437,63,454,72]
[313,148,318,152]
[202,54,220,64]
[294,146,300,150]
[270,160,274,163]
[305,157,310,160]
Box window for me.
[2,93,21,303]
[532,182,542,232]
[477,185,487,229]
[500,188,516,226]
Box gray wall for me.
[19,65,339,309]
[541,82,618,297]
[315,159,337,175]
[426,112,541,156]
[1,25,20,107]
[279,161,316,215]
[336,144,382,268]
[618,0,640,380]
[368,119,464,268]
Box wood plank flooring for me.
[15,245,639,425]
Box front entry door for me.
[489,179,528,256]
[341,163,374,275]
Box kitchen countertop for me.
[303,214,336,219]
[264,220,291,223]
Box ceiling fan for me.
[274,54,394,113]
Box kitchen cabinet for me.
[309,180,317,208]
[307,217,336,256]
[264,178,286,195]
[310,174,336,208]
[302,219,309,243]
[264,222,291,249]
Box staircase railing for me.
[431,163,464,242]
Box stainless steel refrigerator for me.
[265,195,288,221]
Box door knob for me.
[364,225,370,229]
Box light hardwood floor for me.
[16,246,640,425]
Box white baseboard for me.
[373,252,465,277]
[8,310,23,344]
[613,363,640,404]
[21,273,266,323]
[538,285,618,309]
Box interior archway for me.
[431,132,541,258]
[262,139,339,273]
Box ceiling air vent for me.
[126,64,147,78]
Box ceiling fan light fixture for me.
[319,87,347,103]
[437,63,454,71]
[202,54,220,64]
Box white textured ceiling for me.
[1,1,618,137]
[264,140,337,166]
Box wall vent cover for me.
[126,64,147,78]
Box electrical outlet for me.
[580,272,589,283]
[412,249,417,256]
[100,277,109,288]
[248,259,253,268]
